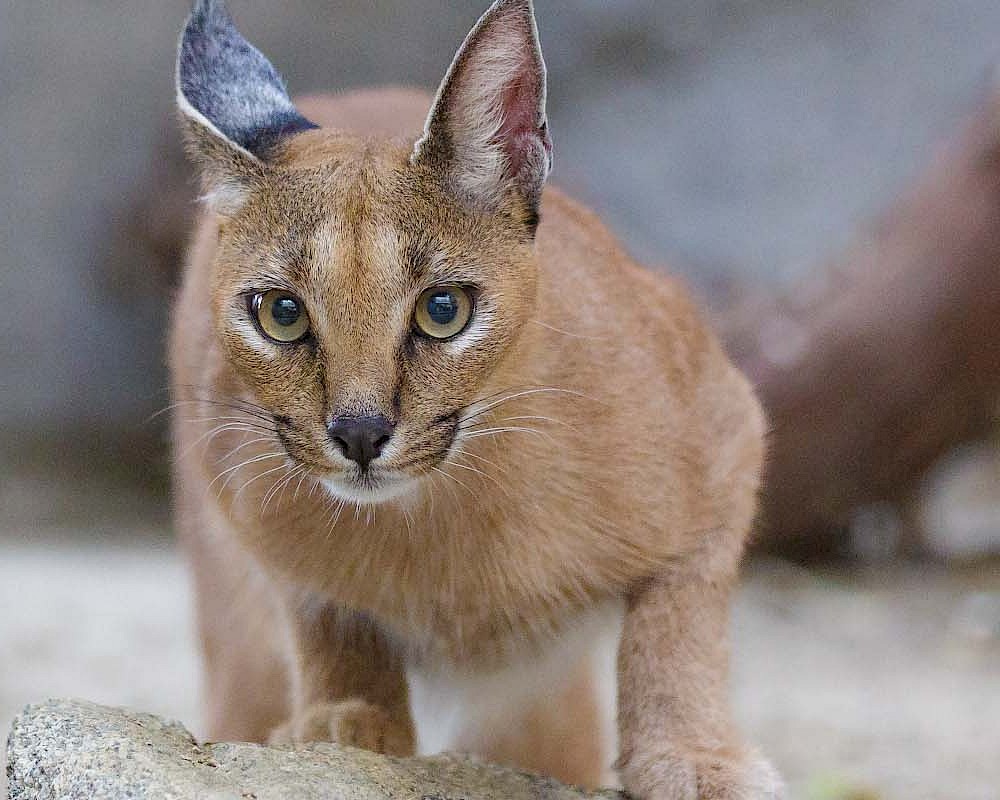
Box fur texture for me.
[178,0,316,159]
[413,0,552,217]
[170,2,781,798]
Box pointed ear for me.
[176,0,317,213]
[412,0,552,222]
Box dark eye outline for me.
[246,290,312,345]
[411,284,477,342]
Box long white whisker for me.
[261,464,303,515]
[457,448,510,475]
[208,451,286,495]
[216,436,277,464]
[188,415,276,431]
[431,465,475,498]
[461,426,556,444]
[330,498,347,528]
[430,467,463,505]
[495,414,576,430]
[260,467,290,515]
[233,462,293,504]
[459,387,591,425]
[160,392,278,423]
[529,319,608,341]
[292,467,313,502]
[180,423,274,461]
[442,458,510,498]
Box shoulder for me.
[536,185,705,342]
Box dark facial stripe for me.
[391,383,403,417]
[403,232,438,281]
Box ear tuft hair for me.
[413,0,552,220]
[177,0,317,160]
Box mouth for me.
[320,466,422,505]
[274,413,458,505]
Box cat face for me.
[176,0,551,503]
[207,138,538,502]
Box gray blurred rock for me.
[5,699,621,800]
[919,441,1000,560]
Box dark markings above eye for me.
[404,234,437,279]
[432,411,460,427]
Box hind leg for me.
[409,613,620,790]
[472,661,613,789]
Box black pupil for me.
[427,291,458,326]
[271,296,300,327]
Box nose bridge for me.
[324,311,400,420]
[316,207,403,420]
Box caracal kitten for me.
[170,1,782,797]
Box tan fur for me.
[171,42,777,800]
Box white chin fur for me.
[321,473,421,505]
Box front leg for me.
[617,564,783,800]
[269,594,415,756]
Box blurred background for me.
[2,1,999,798]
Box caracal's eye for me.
[252,290,311,343]
[414,286,474,340]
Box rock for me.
[5,699,622,800]
[918,440,1000,561]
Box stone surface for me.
[5,699,621,800]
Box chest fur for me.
[407,599,622,785]
[222,475,640,665]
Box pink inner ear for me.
[496,72,551,178]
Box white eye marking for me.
[444,303,492,356]
[232,315,281,358]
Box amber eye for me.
[252,290,311,343]
[414,286,474,340]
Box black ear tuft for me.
[177,0,316,159]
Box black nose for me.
[327,415,394,469]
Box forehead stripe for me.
[404,233,438,280]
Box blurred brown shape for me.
[122,89,1000,557]
[721,89,1000,556]
[112,135,193,295]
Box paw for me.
[267,699,411,756]
[620,744,784,800]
